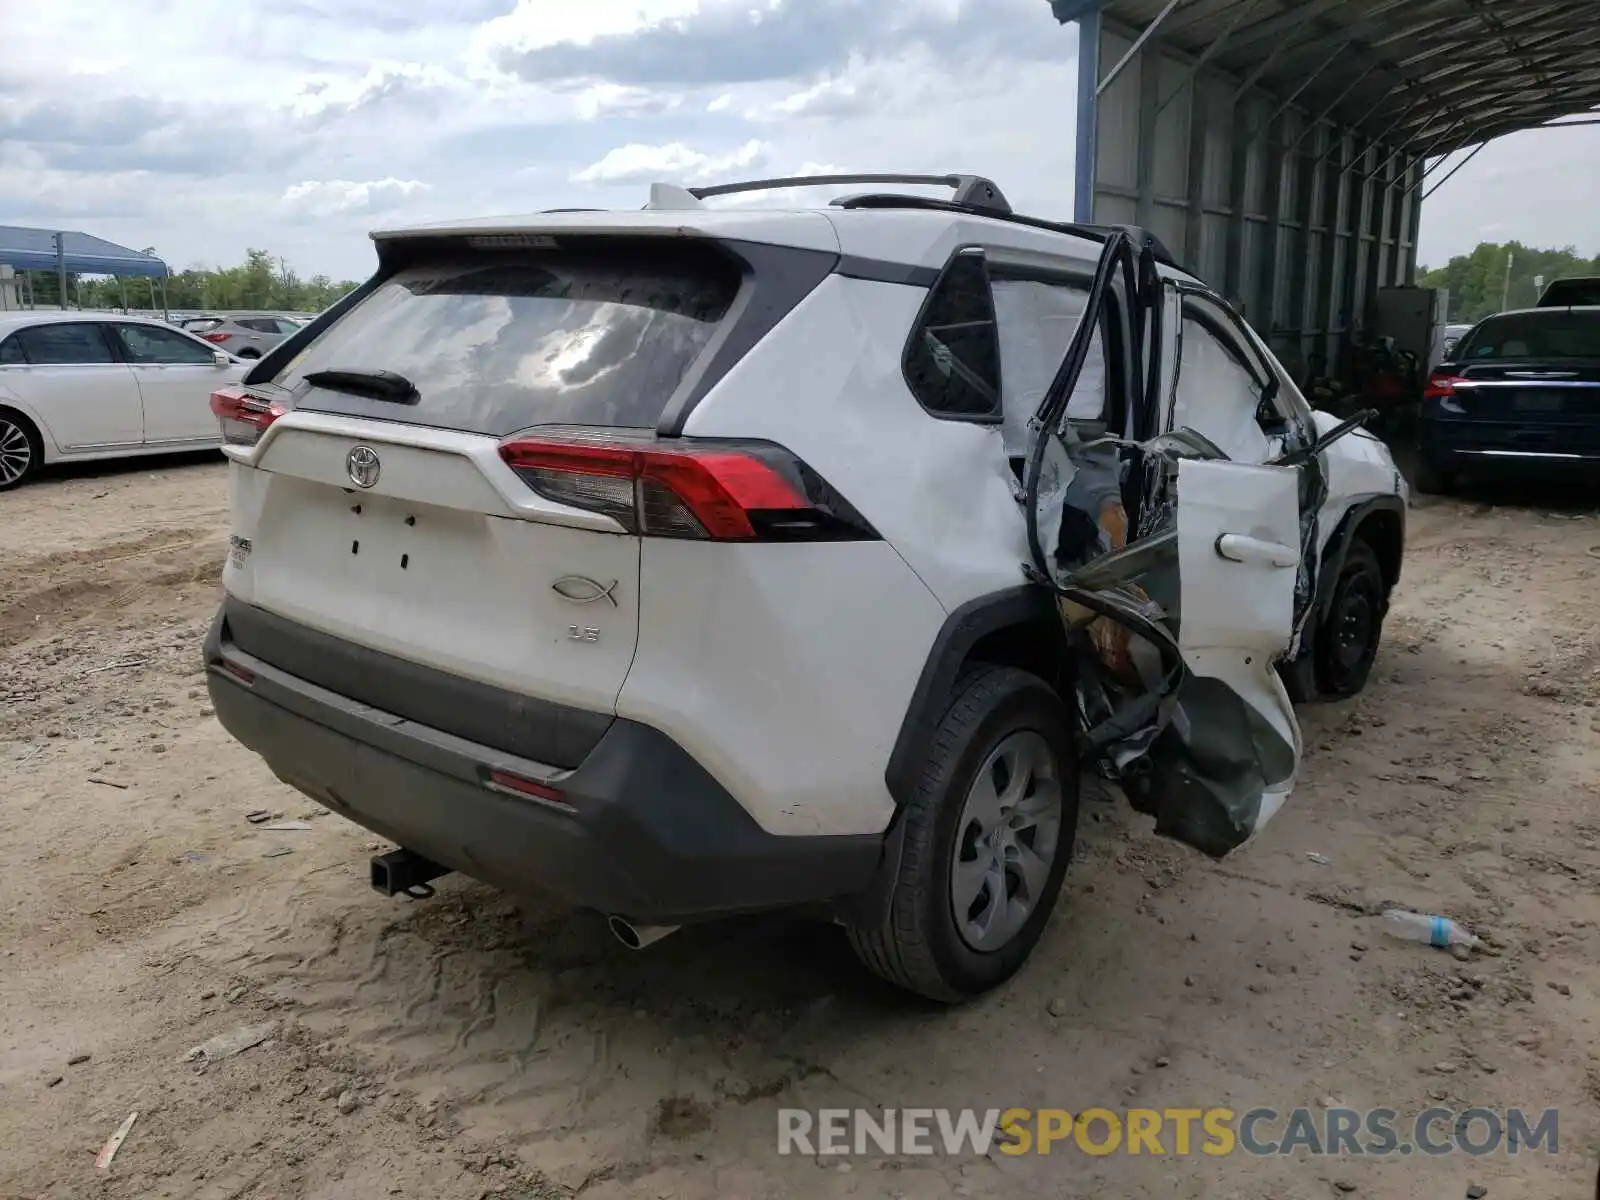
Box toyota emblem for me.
[346,445,381,488]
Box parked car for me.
[0,311,244,489]
[181,314,302,359]
[202,174,1407,1000]
[1536,277,1600,308]
[1417,305,1600,494]
[1432,322,1474,369]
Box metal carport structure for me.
[1053,0,1600,378]
[0,225,170,314]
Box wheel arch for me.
[1314,495,1405,624]
[884,585,1072,813]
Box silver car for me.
[180,314,302,360]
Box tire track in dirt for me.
[0,528,224,651]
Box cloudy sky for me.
[3,0,1597,282]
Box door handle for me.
[1214,534,1299,568]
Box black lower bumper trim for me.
[204,607,882,923]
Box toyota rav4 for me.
[204,173,1406,1001]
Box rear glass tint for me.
[277,242,741,434]
[1460,311,1600,361]
[1538,279,1600,307]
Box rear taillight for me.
[498,433,879,542]
[1423,372,1463,399]
[210,386,285,447]
[203,332,233,343]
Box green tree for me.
[1419,242,1600,323]
[69,249,360,314]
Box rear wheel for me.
[0,409,40,491]
[847,665,1078,1002]
[1411,458,1450,496]
[1314,539,1386,699]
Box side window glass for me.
[991,277,1109,456]
[115,324,215,365]
[0,336,23,365]
[902,251,1001,419]
[1173,303,1272,464]
[15,324,114,365]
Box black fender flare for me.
[1311,495,1406,628]
[845,585,1066,930]
[883,585,1065,812]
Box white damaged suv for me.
[204,174,1405,1001]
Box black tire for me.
[847,665,1079,1002]
[1411,458,1450,496]
[0,407,41,491]
[1313,538,1386,699]
[238,349,262,359]
[1276,647,1318,705]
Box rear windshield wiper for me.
[303,368,419,404]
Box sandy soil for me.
[2,452,1598,1199]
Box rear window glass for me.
[1459,311,1600,361]
[277,243,741,434]
[1538,279,1600,307]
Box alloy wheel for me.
[949,730,1064,953]
[0,418,32,487]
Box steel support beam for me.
[1097,0,1183,96]
[1074,6,1102,222]
[1420,141,1487,202]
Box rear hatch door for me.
[222,233,755,744]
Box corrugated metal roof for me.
[0,226,169,278]
[1057,0,1600,156]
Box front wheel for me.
[847,665,1079,1002]
[1314,539,1387,699]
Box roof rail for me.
[687,173,1012,216]
[826,194,1180,269]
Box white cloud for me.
[746,74,883,121]
[289,61,465,120]
[0,0,1590,286]
[572,139,767,186]
[280,177,431,217]
[571,84,683,121]
[474,0,702,61]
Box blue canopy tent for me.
[0,224,171,316]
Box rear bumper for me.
[204,603,882,923]
[1420,416,1600,474]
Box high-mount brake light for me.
[498,434,878,542]
[210,386,285,447]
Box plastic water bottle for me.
[1380,909,1480,950]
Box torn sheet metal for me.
[1036,437,1305,858]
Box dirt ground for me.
[3,452,1599,1199]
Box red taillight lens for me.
[1423,372,1463,399]
[210,386,285,447]
[203,332,232,343]
[498,434,877,542]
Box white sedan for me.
[0,311,249,489]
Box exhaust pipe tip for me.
[607,915,679,950]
